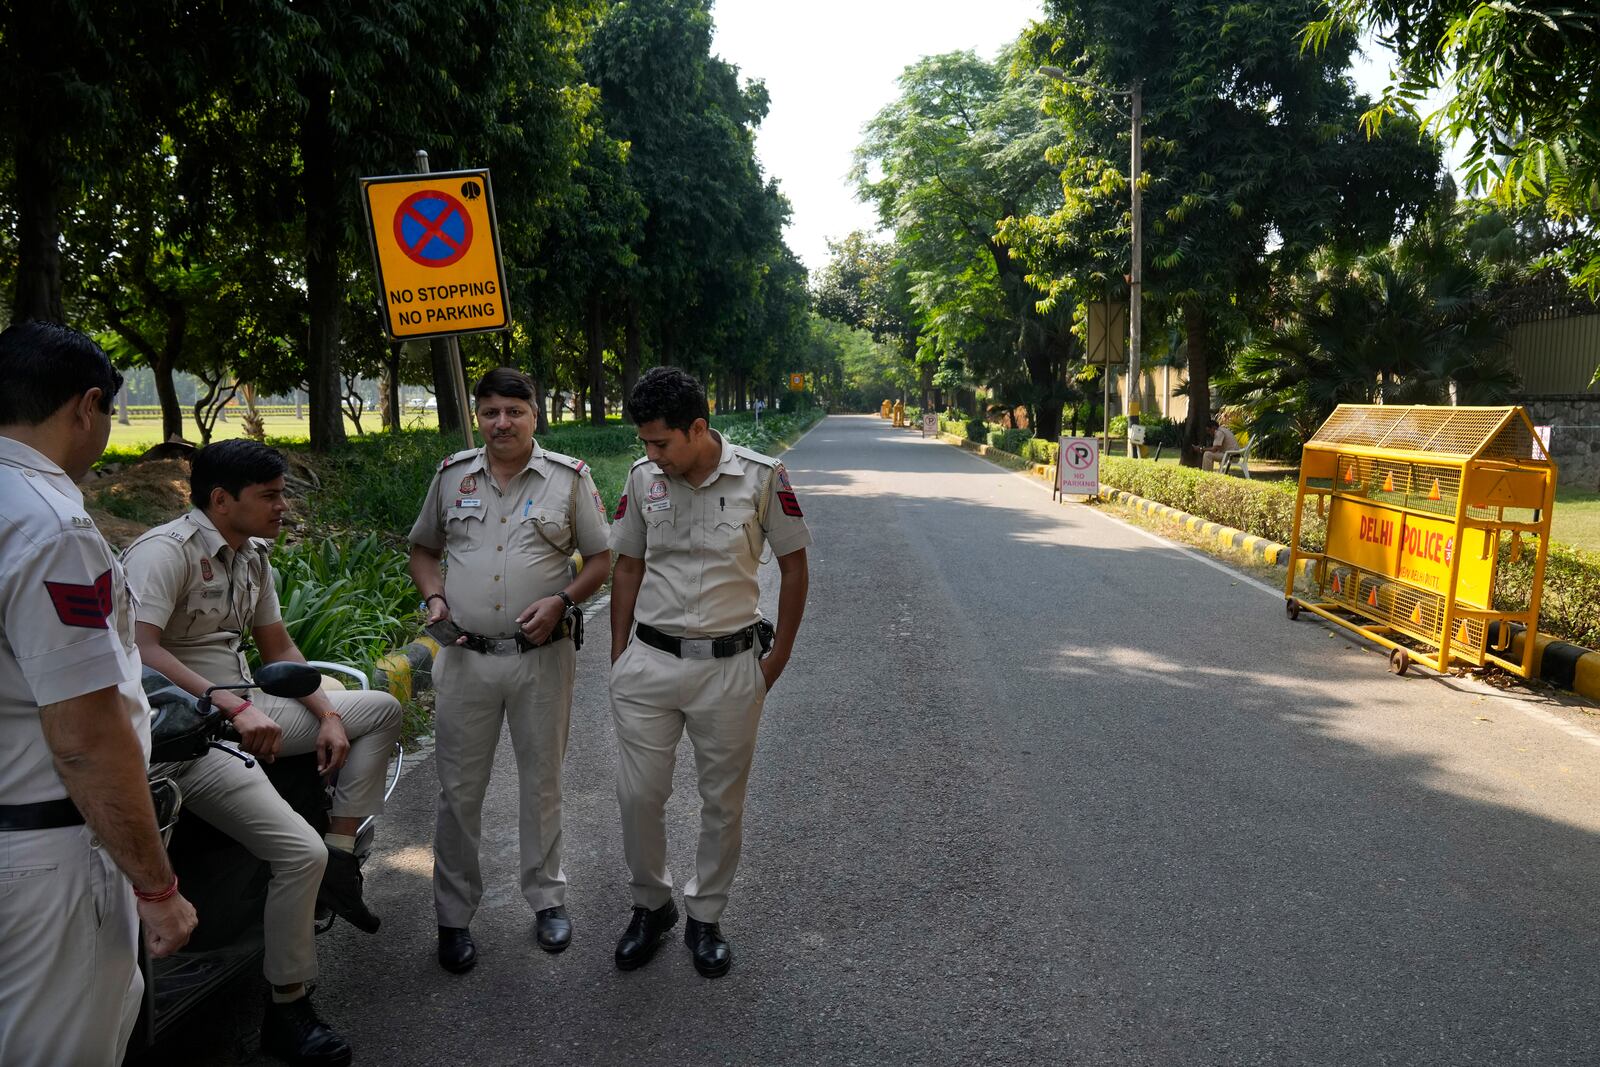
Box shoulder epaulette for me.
[542,450,588,475]
[731,444,778,468]
[126,516,196,555]
[630,455,654,470]
[436,448,479,474]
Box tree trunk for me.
[152,355,182,441]
[117,384,129,425]
[621,297,642,421]
[585,290,606,425]
[429,338,464,434]
[299,73,346,451]
[382,343,402,432]
[10,62,63,324]
[1181,300,1212,467]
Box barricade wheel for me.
[1388,648,1410,676]
[1286,598,1301,621]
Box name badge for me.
[644,499,673,514]
[454,498,482,508]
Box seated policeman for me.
[123,439,403,1065]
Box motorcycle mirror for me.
[254,662,323,699]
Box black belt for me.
[0,797,85,832]
[461,616,578,656]
[634,622,756,660]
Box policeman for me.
[608,367,811,978]
[123,439,399,1065]
[125,440,403,923]
[0,321,197,1066]
[408,368,611,973]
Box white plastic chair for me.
[1221,439,1252,478]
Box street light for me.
[1040,66,1143,458]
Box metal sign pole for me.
[415,149,475,451]
[1127,80,1143,457]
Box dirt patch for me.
[80,460,193,549]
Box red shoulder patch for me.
[776,490,803,518]
[45,569,114,629]
[614,494,628,520]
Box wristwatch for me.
[556,591,576,613]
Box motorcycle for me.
[130,661,402,1052]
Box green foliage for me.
[1100,457,1310,547]
[1109,413,1184,447]
[1496,544,1600,652]
[266,535,421,671]
[987,428,1035,454]
[965,418,988,443]
[1021,438,1060,465]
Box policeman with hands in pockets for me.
[0,321,198,1067]
[408,367,612,973]
[608,367,810,978]
[122,439,404,1066]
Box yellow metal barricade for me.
[1285,405,1557,677]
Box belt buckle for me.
[488,637,518,655]
[679,640,715,660]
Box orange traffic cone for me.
[1344,465,1357,485]
[1457,621,1470,644]
[1331,573,1342,594]
[1428,479,1441,501]
[1382,472,1395,492]
[1367,586,1379,607]
[1410,603,1423,624]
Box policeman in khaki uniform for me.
[0,322,196,1067]
[408,368,611,973]
[609,367,810,978]
[124,439,402,1065]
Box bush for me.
[1021,438,1059,465]
[263,534,421,671]
[965,418,987,443]
[986,427,1033,454]
[1099,457,1311,548]
[1496,543,1600,651]
[1109,413,1184,447]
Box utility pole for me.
[1127,80,1143,457]
[416,149,475,450]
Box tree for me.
[1307,1,1600,300]
[854,50,1076,438]
[1026,0,1442,460]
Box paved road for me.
[165,415,1600,1065]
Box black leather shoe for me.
[438,925,477,974]
[535,905,571,953]
[614,900,678,971]
[261,995,352,1066]
[684,917,731,978]
[318,847,380,934]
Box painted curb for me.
[371,635,440,702]
[1100,486,1309,574]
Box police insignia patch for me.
[44,570,113,629]
[614,494,628,520]
[647,479,668,501]
[777,490,803,518]
[776,465,792,492]
[459,475,478,494]
[200,558,213,581]
[593,490,607,520]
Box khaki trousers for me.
[256,688,404,819]
[0,826,141,1067]
[152,747,327,986]
[609,638,767,923]
[432,640,575,926]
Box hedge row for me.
[1096,456,1600,650]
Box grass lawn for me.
[1553,487,1600,553]
[107,411,441,449]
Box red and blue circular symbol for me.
[393,189,473,267]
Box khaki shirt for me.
[610,431,811,638]
[0,437,151,804]
[123,510,280,686]
[1211,426,1241,452]
[408,443,610,637]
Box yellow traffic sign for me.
[360,169,509,340]
[788,373,805,391]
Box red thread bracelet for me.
[224,699,252,722]
[135,875,179,903]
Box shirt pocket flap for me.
[445,505,487,524]
[713,505,757,530]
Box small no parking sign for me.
[1056,436,1099,499]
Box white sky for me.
[710,1,1461,275]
